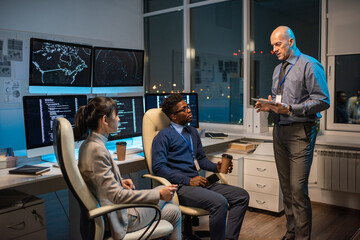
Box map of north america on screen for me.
[31,42,91,86]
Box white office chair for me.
[142,108,228,239]
[52,117,173,240]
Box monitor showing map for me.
[29,38,92,87]
[93,47,144,87]
[144,93,199,128]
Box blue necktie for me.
[182,126,191,144]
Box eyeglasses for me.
[173,105,191,114]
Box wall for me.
[0,0,143,151]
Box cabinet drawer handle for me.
[256,167,266,172]
[256,183,266,188]
[255,200,266,205]
[7,221,26,230]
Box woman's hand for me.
[121,179,134,190]
[159,184,178,201]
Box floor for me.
[192,202,360,240]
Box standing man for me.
[152,93,249,240]
[255,26,330,240]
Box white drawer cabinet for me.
[0,190,47,240]
[244,175,280,195]
[244,154,283,213]
[248,191,283,212]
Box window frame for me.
[325,55,360,132]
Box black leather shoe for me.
[281,236,295,240]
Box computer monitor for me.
[23,95,87,158]
[144,93,199,128]
[94,96,144,141]
[29,38,92,88]
[92,47,144,87]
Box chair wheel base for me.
[182,233,202,240]
[194,230,210,238]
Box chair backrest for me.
[142,108,170,175]
[53,118,104,239]
[53,117,98,211]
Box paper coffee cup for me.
[116,142,127,161]
[220,153,233,174]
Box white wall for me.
[0,0,143,49]
[0,0,143,151]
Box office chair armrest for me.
[216,173,229,185]
[89,203,161,219]
[143,174,172,186]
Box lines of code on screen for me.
[108,97,143,140]
[23,95,87,149]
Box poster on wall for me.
[8,39,23,62]
[4,80,21,104]
[0,56,11,77]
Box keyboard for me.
[126,147,144,155]
[205,132,228,139]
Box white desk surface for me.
[0,162,62,190]
[216,129,360,149]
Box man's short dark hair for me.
[161,93,183,119]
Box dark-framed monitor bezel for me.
[144,93,199,128]
[23,94,88,150]
[92,46,144,87]
[29,38,92,87]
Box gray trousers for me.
[127,186,182,240]
[177,182,249,240]
[273,122,317,240]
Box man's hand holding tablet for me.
[253,95,291,115]
[251,97,276,105]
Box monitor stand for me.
[41,153,57,163]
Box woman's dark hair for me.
[74,96,117,141]
[161,93,184,119]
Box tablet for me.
[251,98,277,105]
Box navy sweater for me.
[152,125,218,185]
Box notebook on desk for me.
[9,165,50,175]
[205,132,228,139]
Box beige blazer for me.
[78,132,160,240]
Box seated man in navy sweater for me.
[152,93,249,240]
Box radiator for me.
[316,149,360,193]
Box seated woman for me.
[74,96,181,240]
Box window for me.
[144,11,184,93]
[326,0,360,133]
[251,0,320,126]
[190,0,243,124]
[326,54,360,131]
[144,0,182,13]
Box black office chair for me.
[53,117,173,240]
